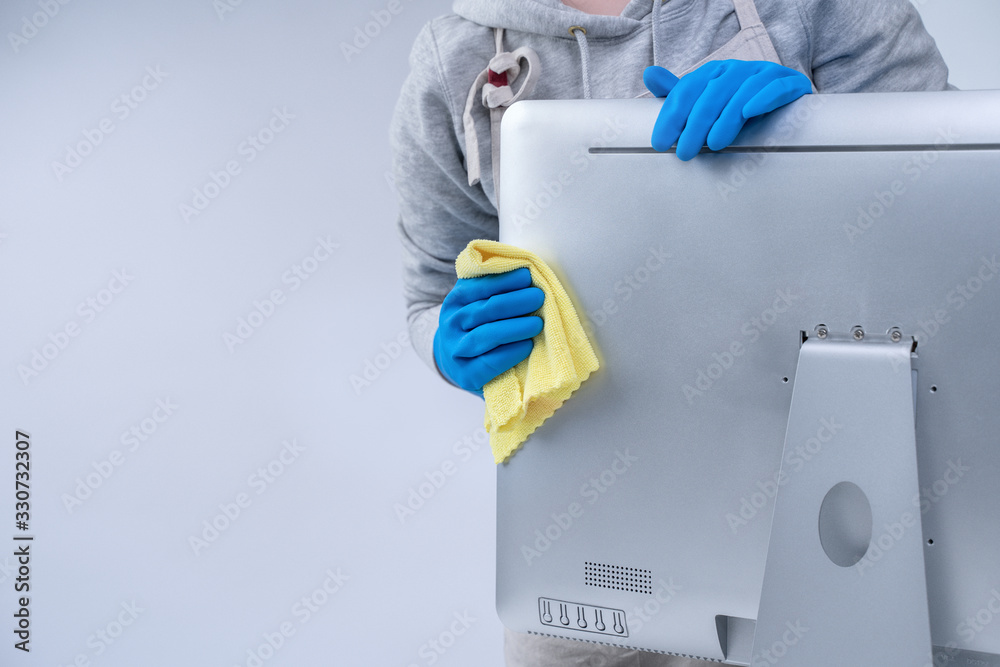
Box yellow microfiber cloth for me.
[455,239,600,464]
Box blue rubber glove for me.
[433,267,544,396]
[644,60,812,160]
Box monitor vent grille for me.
[584,561,653,594]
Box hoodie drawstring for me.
[651,0,663,68]
[462,27,541,188]
[462,1,668,192]
[568,26,592,100]
[573,0,662,101]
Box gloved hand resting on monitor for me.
[434,267,544,396]
[644,60,813,160]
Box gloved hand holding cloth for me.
[444,240,600,464]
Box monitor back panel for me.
[496,92,1000,663]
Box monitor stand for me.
[749,328,932,666]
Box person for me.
[390,1,951,664]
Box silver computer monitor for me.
[495,91,1000,665]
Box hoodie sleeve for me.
[390,22,499,379]
[796,0,952,92]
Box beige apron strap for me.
[731,0,764,29]
[463,68,490,186]
[729,0,782,64]
[484,28,541,200]
[462,29,507,188]
[671,0,782,77]
[462,27,541,196]
[488,27,507,199]
[732,0,816,91]
[490,106,505,199]
[638,0,814,96]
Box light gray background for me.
[0,1,995,666]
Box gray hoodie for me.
[391,0,951,379]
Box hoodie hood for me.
[452,0,663,39]
[394,0,952,374]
